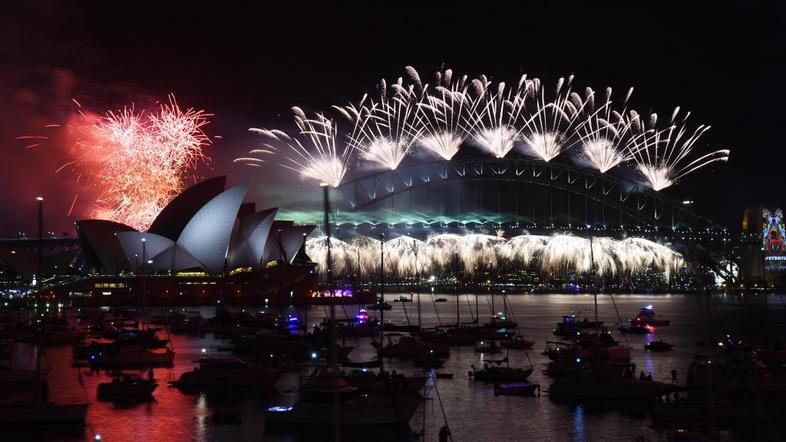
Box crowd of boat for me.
[1,297,785,440]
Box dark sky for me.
[1,1,784,236]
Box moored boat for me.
[494,382,540,396]
[645,340,674,352]
[174,356,281,388]
[469,364,533,382]
[632,305,671,326]
[90,346,174,368]
[97,372,158,398]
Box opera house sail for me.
[64,177,320,306]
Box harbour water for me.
[7,293,786,442]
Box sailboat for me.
[265,184,424,430]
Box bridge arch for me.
[337,158,710,229]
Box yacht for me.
[266,365,422,427]
[90,346,174,368]
[97,372,158,398]
[632,305,671,326]
[174,356,281,388]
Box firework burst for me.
[466,75,531,158]
[518,76,589,162]
[246,108,352,188]
[305,233,682,278]
[70,95,211,230]
[575,87,640,173]
[628,107,730,191]
[242,67,729,193]
[408,67,473,160]
[336,78,421,170]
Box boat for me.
[475,340,502,354]
[266,363,423,427]
[342,359,382,369]
[174,356,281,388]
[469,364,533,382]
[619,324,655,335]
[482,313,517,330]
[548,373,681,400]
[645,340,674,352]
[632,305,671,326]
[90,346,174,368]
[0,401,88,424]
[493,382,540,396]
[366,301,392,311]
[343,369,426,395]
[383,336,449,358]
[502,335,534,350]
[0,366,87,424]
[434,297,448,303]
[553,313,603,337]
[97,372,157,399]
[265,393,422,427]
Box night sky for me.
[1,1,784,236]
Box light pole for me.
[320,182,340,442]
[378,231,385,367]
[36,196,43,282]
[141,237,147,331]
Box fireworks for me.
[410,68,472,160]
[70,96,211,230]
[518,76,588,162]
[305,233,682,279]
[576,87,639,173]
[242,67,729,192]
[246,108,351,188]
[465,75,530,158]
[628,107,730,191]
[336,78,421,170]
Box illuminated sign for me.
[763,208,786,272]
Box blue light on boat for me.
[267,406,293,412]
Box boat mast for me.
[415,240,421,330]
[141,237,147,331]
[589,234,598,336]
[321,183,341,441]
[378,232,385,368]
[474,268,479,327]
[454,252,459,327]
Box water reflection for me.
[9,293,786,441]
[572,404,585,442]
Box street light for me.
[35,196,43,282]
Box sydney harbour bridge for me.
[328,157,749,287]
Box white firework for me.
[518,76,589,162]
[628,107,730,191]
[247,108,352,188]
[576,86,640,173]
[304,233,682,279]
[466,74,532,158]
[336,78,421,170]
[409,67,473,160]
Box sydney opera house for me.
[44,177,346,306]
